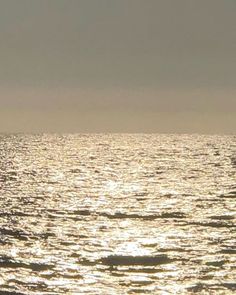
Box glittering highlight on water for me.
[0,134,235,294]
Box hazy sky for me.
[0,0,235,133]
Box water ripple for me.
[0,134,235,294]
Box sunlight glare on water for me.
[0,134,235,294]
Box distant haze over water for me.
[0,0,235,133]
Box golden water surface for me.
[0,134,235,294]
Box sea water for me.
[0,134,235,294]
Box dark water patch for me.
[40,272,56,279]
[208,237,226,245]
[205,260,228,267]
[5,172,18,181]
[7,279,48,291]
[193,153,208,157]
[220,195,236,199]
[0,291,26,295]
[78,255,174,267]
[115,267,168,274]
[231,157,236,167]
[99,212,138,219]
[220,283,236,290]
[100,212,186,220]
[219,191,236,199]
[99,255,173,266]
[187,283,209,293]
[23,169,37,176]
[0,256,54,271]
[0,211,37,218]
[71,209,92,216]
[130,280,153,286]
[46,213,82,221]
[89,156,96,160]
[155,170,164,175]
[79,259,98,266]
[209,215,235,221]
[158,247,192,253]
[187,282,236,292]
[142,243,158,248]
[143,173,156,178]
[39,232,55,239]
[0,227,54,241]
[0,228,29,241]
[199,275,215,280]
[71,251,85,258]
[46,212,68,220]
[160,212,187,219]
[219,248,236,254]
[110,271,126,277]
[0,238,8,245]
[46,180,62,185]
[70,168,82,173]
[188,221,235,229]
[47,209,92,219]
[62,273,83,279]
[60,241,77,246]
[128,289,150,294]
[214,163,222,167]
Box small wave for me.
[158,247,192,253]
[47,209,92,219]
[0,211,37,218]
[209,215,235,221]
[0,227,54,241]
[219,191,236,199]
[188,221,235,229]
[100,211,186,220]
[219,248,236,254]
[128,288,150,294]
[112,267,168,274]
[0,256,54,271]
[187,282,236,292]
[62,273,83,279]
[0,228,29,241]
[7,279,48,292]
[205,260,228,267]
[71,210,91,216]
[99,254,173,266]
[0,291,26,295]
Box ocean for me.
[0,134,235,294]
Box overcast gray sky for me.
[0,0,235,133]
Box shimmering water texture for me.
[0,134,235,294]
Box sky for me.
[0,0,235,133]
